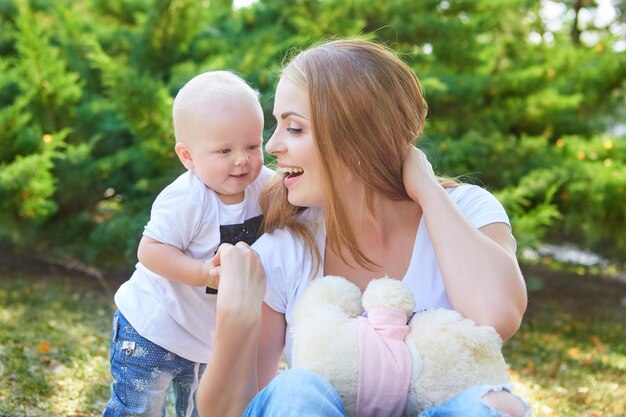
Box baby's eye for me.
[248,144,261,150]
[219,148,232,154]
[287,127,303,136]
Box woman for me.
[198,38,529,417]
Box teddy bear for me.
[291,275,510,417]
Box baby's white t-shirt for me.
[253,184,513,364]
[115,166,274,363]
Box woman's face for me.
[266,78,325,207]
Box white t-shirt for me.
[115,166,274,363]
[253,184,513,364]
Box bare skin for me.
[197,242,266,417]
[137,236,216,287]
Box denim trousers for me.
[243,368,531,417]
[103,310,207,417]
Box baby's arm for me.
[137,236,213,287]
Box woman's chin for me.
[287,195,305,207]
[287,193,319,208]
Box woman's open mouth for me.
[278,166,304,186]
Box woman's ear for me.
[175,142,194,170]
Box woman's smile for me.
[277,166,304,188]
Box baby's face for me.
[184,103,264,204]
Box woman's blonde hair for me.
[260,38,454,271]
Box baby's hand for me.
[202,256,220,290]
[402,146,439,204]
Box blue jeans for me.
[243,369,531,417]
[244,369,346,417]
[103,310,207,417]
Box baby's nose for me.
[235,153,250,165]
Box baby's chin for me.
[217,189,246,205]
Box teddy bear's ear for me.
[362,277,415,315]
[294,275,363,319]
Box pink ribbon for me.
[356,307,411,417]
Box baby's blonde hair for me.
[173,71,262,145]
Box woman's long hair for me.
[260,38,455,271]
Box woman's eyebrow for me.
[280,111,308,120]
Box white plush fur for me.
[406,308,510,414]
[361,277,415,315]
[291,276,510,417]
[292,276,363,414]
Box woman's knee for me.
[482,390,528,417]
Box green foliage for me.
[0,0,624,267]
[429,132,626,261]
[0,131,65,226]
[494,168,563,252]
[552,137,626,261]
[425,132,555,188]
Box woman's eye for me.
[287,127,303,135]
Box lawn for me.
[504,265,626,417]
[0,263,624,416]
[0,269,114,416]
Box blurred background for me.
[1,0,625,270]
[0,0,624,416]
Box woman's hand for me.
[197,241,266,417]
[402,146,439,204]
[211,242,266,325]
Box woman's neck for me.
[349,192,421,247]
[324,192,422,289]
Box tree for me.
[1,0,624,268]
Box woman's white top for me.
[253,184,513,364]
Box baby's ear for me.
[174,142,194,170]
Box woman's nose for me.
[265,132,284,155]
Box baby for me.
[104,71,274,417]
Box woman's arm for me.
[197,242,267,417]
[196,243,287,416]
[257,304,287,389]
[403,147,527,340]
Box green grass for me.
[0,271,114,417]
[504,266,626,417]
[0,266,624,416]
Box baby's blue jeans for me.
[103,310,206,417]
[243,368,531,417]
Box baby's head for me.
[173,71,265,204]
